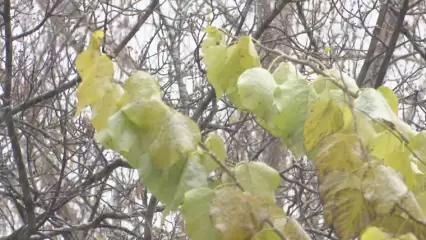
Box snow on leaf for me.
[304,99,345,152]
[234,162,280,202]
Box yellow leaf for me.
[304,99,344,152]
[91,83,124,130]
[331,189,376,239]
[315,133,364,176]
[378,86,399,115]
[75,31,113,114]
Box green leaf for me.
[182,188,220,240]
[196,135,227,172]
[122,101,201,168]
[234,162,280,202]
[273,73,314,156]
[304,100,344,152]
[237,68,277,119]
[137,157,209,211]
[202,33,261,99]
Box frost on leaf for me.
[234,162,280,202]
[304,99,345,152]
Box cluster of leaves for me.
[201,26,426,239]
[75,30,309,240]
[76,26,426,240]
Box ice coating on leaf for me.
[234,162,280,202]
[272,73,314,156]
[304,100,345,152]
[202,27,261,99]
[237,67,278,131]
[182,188,219,240]
[121,98,170,131]
[367,131,415,190]
[91,83,124,130]
[362,165,408,215]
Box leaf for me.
[331,189,376,239]
[315,133,364,176]
[91,83,124,130]
[362,165,408,215]
[234,162,280,202]
[273,73,314,156]
[202,30,261,99]
[304,100,345,152]
[196,135,227,172]
[94,111,140,155]
[272,62,304,85]
[75,31,113,114]
[326,68,359,94]
[367,130,416,190]
[117,70,162,107]
[354,88,417,139]
[209,186,281,240]
[237,68,277,120]
[378,86,399,115]
[137,156,209,211]
[75,55,114,114]
[182,188,220,240]
[361,227,393,240]
[122,100,201,168]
